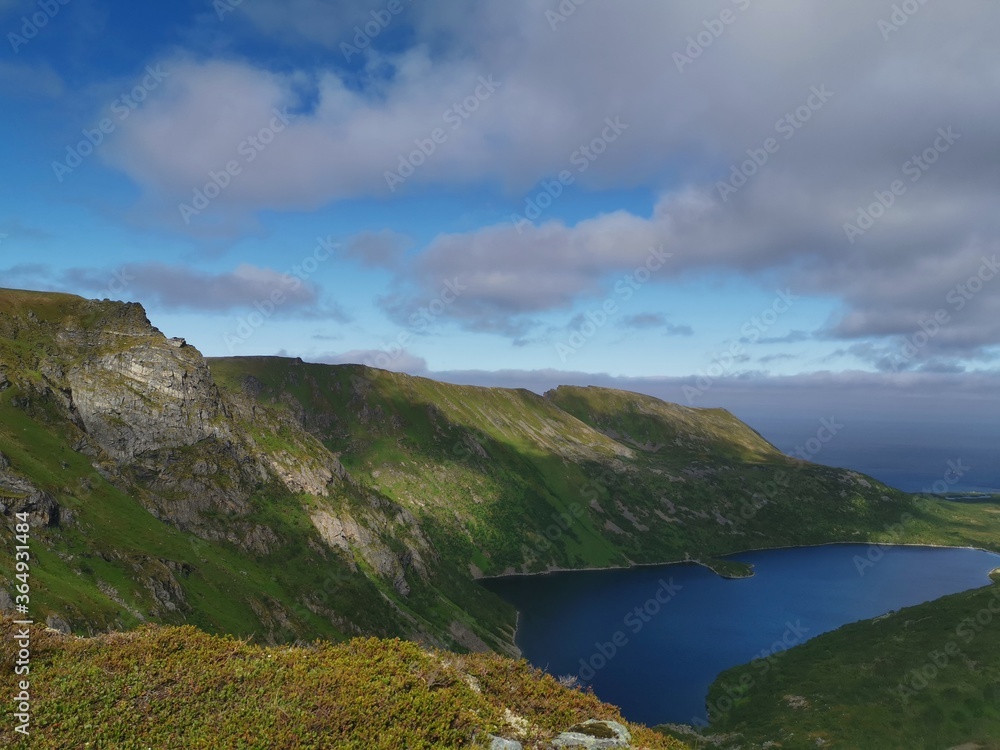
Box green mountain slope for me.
[2,287,998,655]
[690,571,1000,749]
[545,385,781,463]
[4,288,1000,747]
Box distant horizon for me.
[8,282,998,494]
[2,0,997,496]
[2,1,998,389]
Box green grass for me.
[0,617,688,749]
[691,572,1000,749]
[5,289,1000,748]
[203,355,1000,651]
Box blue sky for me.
[2,0,1000,484]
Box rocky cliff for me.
[0,290,459,648]
[0,287,961,654]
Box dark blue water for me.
[482,545,1000,727]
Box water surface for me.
[482,544,1000,726]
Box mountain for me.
[4,287,1000,747]
[2,287,996,653]
[689,569,1000,749]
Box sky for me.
[1,0,998,489]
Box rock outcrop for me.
[0,452,61,529]
[552,720,632,748]
[66,341,230,461]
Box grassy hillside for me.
[209,356,1000,573]
[0,290,490,653]
[3,284,995,652]
[685,571,1000,749]
[545,385,782,464]
[4,288,1000,747]
[0,617,686,749]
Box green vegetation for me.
[687,572,1000,749]
[3,288,1000,748]
[0,617,686,749]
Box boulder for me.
[552,720,632,748]
[489,736,523,750]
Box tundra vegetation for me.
[1,288,998,747]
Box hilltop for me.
[3,287,1000,746]
[2,287,997,650]
[0,616,685,749]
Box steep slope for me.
[3,287,998,657]
[209,355,937,584]
[691,571,1000,749]
[545,385,781,463]
[0,290,506,652]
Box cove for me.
[481,544,1000,727]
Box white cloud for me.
[92,1,1000,361]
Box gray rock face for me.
[139,558,191,616]
[311,494,433,598]
[66,341,231,462]
[45,615,71,634]
[0,295,450,631]
[489,736,523,750]
[51,323,281,551]
[0,456,61,529]
[551,720,632,748]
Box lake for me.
[481,544,1000,726]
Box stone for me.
[45,614,71,634]
[552,720,632,748]
[489,736,522,750]
[0,464,61,529]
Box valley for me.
[2,287,999,747]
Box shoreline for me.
[477,555,747,582]
[480,540,1000,582]
[484,541,1000,652]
